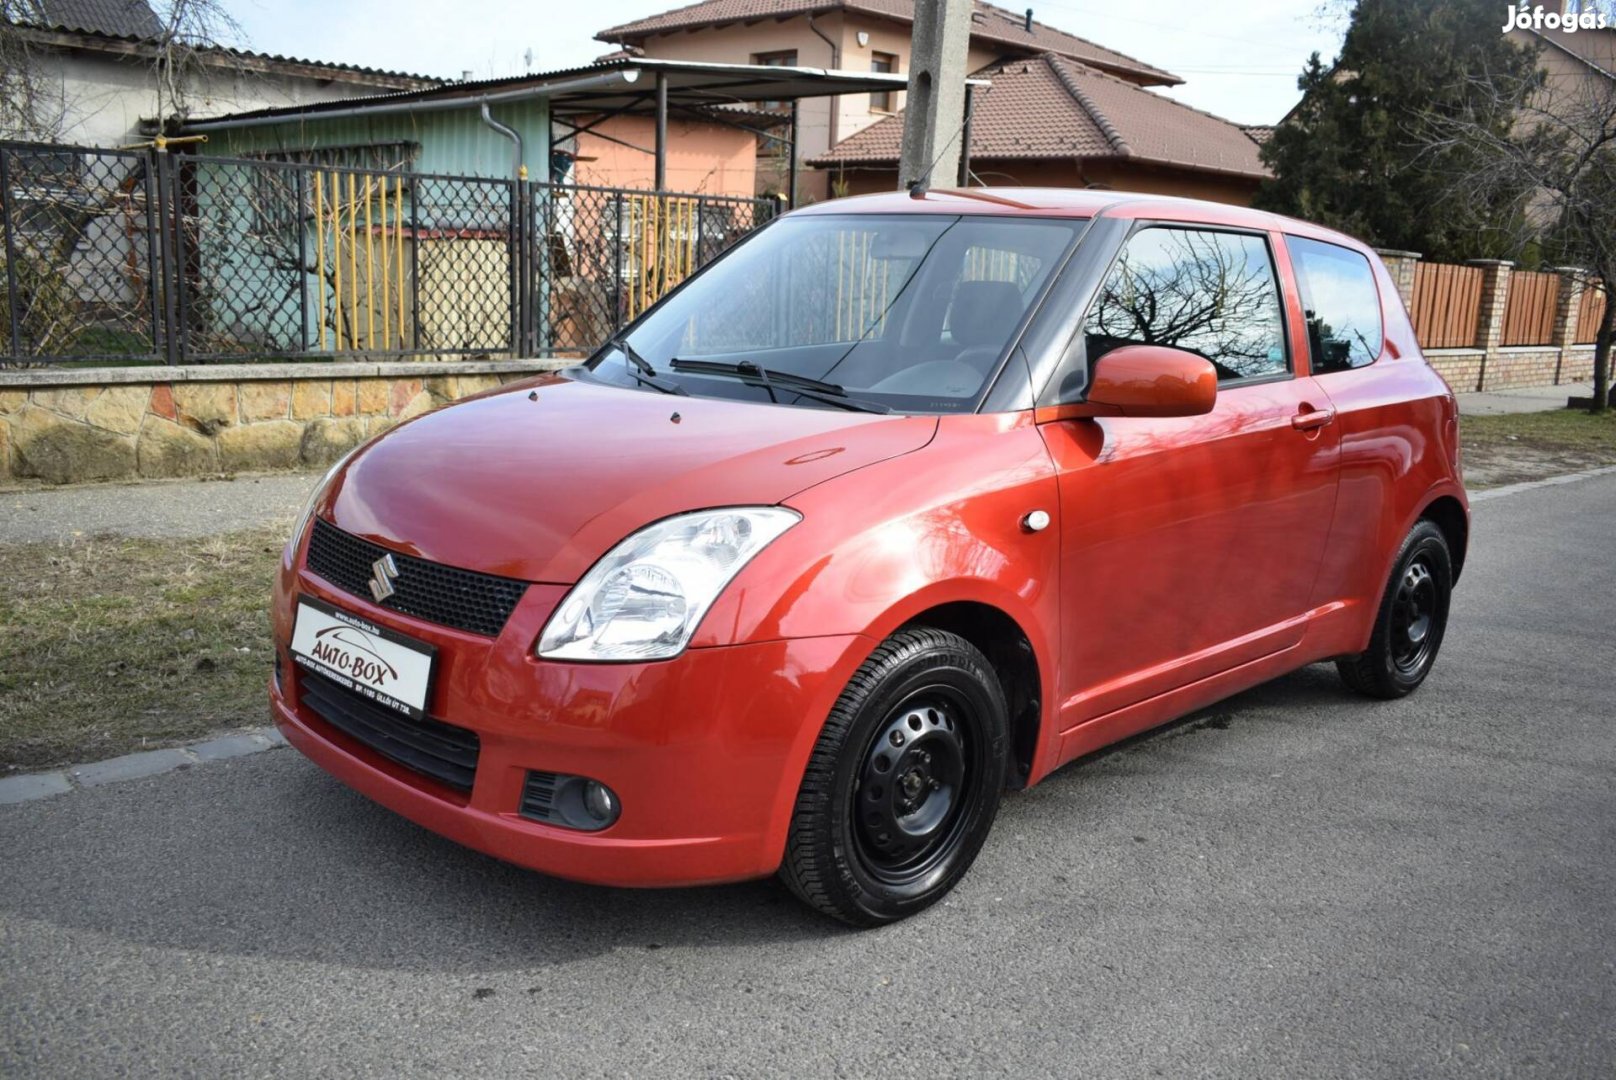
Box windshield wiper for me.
[669,359,890,414]
[607,337,687,396]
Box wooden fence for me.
[1575,284,1608,345]
[1410,262,1485,348]
[1500,269,1560,347]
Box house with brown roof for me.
[811,53,1269,205]
[596,0,1181,200]
[1507,20,1615,82]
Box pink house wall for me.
[571,115,758,198]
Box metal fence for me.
[0,140,777,366]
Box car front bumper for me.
[271,543,869,888]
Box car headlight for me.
[286,445,362,556]
[537,507,800,662]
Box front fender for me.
[696,412,1061,648]
[694,411,1065,781]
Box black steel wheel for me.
[1390,558,1439,675]
[1338,519,1453,699]
[780,627,1008,926]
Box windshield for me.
[582,213,1084,414]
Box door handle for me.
[1291,406,1336,431]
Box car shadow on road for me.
[0,665,1360,974]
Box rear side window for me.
[1083,227,1288,383]
[1287,237,1383,373]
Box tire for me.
[780,627,1009,927]
[1337,520,1453,699]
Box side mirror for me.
[1039,344,1217,421]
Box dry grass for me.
[0,527,284,772]
[1461,409,1616,488]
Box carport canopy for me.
[184,58,987,205]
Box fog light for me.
[583,781,619,826]
[519,771,620,831]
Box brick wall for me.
[1425,350,1487,393]
[0,361,561,486]
[1425,346,1594,393]
[1375,251,1599,394]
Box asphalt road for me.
[3,473,1614,1079]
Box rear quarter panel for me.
[1302,245,1468,658]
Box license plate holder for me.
[289,595,437,719]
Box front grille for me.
[298,669,479,793]
[306,518,528,637]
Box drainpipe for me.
[480,101,531,356]
[806,12,839,149]
[479,100,525,182]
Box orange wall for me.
[625,15,843,165]
[572,115,757,198]
[624,11,997,204]
[832,15,1001,144]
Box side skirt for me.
[1042,602,1363,776]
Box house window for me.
[869,52,899,112]
[753,50,798,112]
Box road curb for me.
[0,727,286,806]
[1470,463,1616,503]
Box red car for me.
[271,189,1468,926]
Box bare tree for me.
[1418,21,1616,413]
[0,0,245,141]
[149,0,245,133]
[1,0,64,140]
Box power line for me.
[1023,0,1328,55]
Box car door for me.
[1037,223,1341,728]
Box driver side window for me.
[1084,227,1288,383]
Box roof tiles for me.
[811,53,1268,179]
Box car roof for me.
[789,187,1370,251]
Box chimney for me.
[1024,8,1033,32]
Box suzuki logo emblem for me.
[369,554,399,603]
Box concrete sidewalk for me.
[1456,381,1591,415]
[1,471,320,545]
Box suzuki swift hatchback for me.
[272,189,1468,926]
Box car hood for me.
[325,374,938,583]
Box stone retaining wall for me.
[0,361,561,486]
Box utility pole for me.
[898,0,972,191]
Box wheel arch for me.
[1418,493,1469,583]
[896,600,1044,790]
